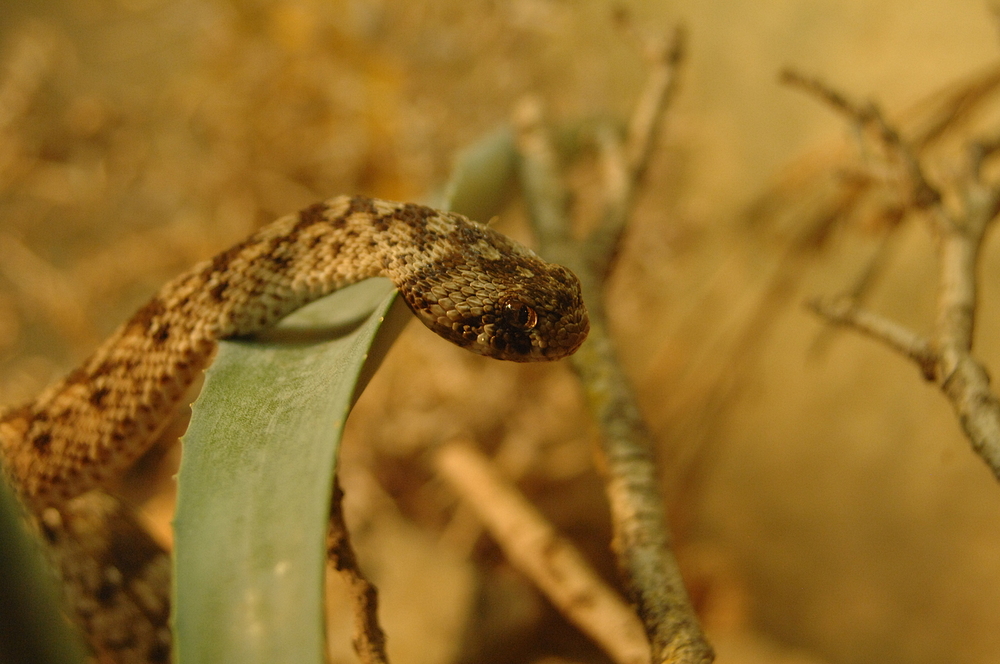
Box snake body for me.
[0,195,588,662]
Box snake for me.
[0,195,589,663]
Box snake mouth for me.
[560,327,589,357]
[542,310,589,360]
[475,323,534,360]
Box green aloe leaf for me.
[0,479,87,664]
[173,126,518,664]
[173,278,409,664]
[440,126,517,219]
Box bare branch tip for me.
[778,67,803,86]
[779,68,827,96]
[779,69,855,118]
[668,24,688,65]
[807,296,940,381]
[805,295,847,322]
[968,133,1000,181]
[784,78,941,209]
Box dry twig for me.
[799,76,1000,482]
[326,479,389,664]
[434,440,651,664]
[781,69,941,209]
[514,27,714,664]
[806,297,938,380]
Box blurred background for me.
[2,1,1000,663]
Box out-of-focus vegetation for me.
[2,2,1000,664]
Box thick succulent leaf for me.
[0,480,87,664]
[440,126,517,220]
[173,278,409,664]
[173,127,517,664]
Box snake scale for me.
[0,195,589,663]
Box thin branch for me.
[434,440,651,664]
[807,297,938,380]
[588,27,687,279]
[780,69,863,118]
[801,74,1000,482]
[327,479,389,664]
[626,27,687,181]
[969,131,1000,183]
[514,26,713,664]
[782,69,941,208]
[868,102,941,208]
[597,123,630,230]
[933,180,1000,480]
[909,65,1000,152]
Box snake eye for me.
[502,299,537,330]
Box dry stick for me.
[434,440,652,664]
[774,65,1000,363]
[326,479,389,664]
[514,28,714,664]
[807,297,938,380]
[933,179,1000,479]
[797,75,1000,481]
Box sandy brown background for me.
[2,1,1000,663]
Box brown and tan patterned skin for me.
[0,195,589,663]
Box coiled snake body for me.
[0,195,588,662]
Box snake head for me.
[476,260,590,361]
[393,215,589,362]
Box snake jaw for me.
[402,282,588,362]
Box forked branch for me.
[781,69,941,209]
[795,73,1000,482]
